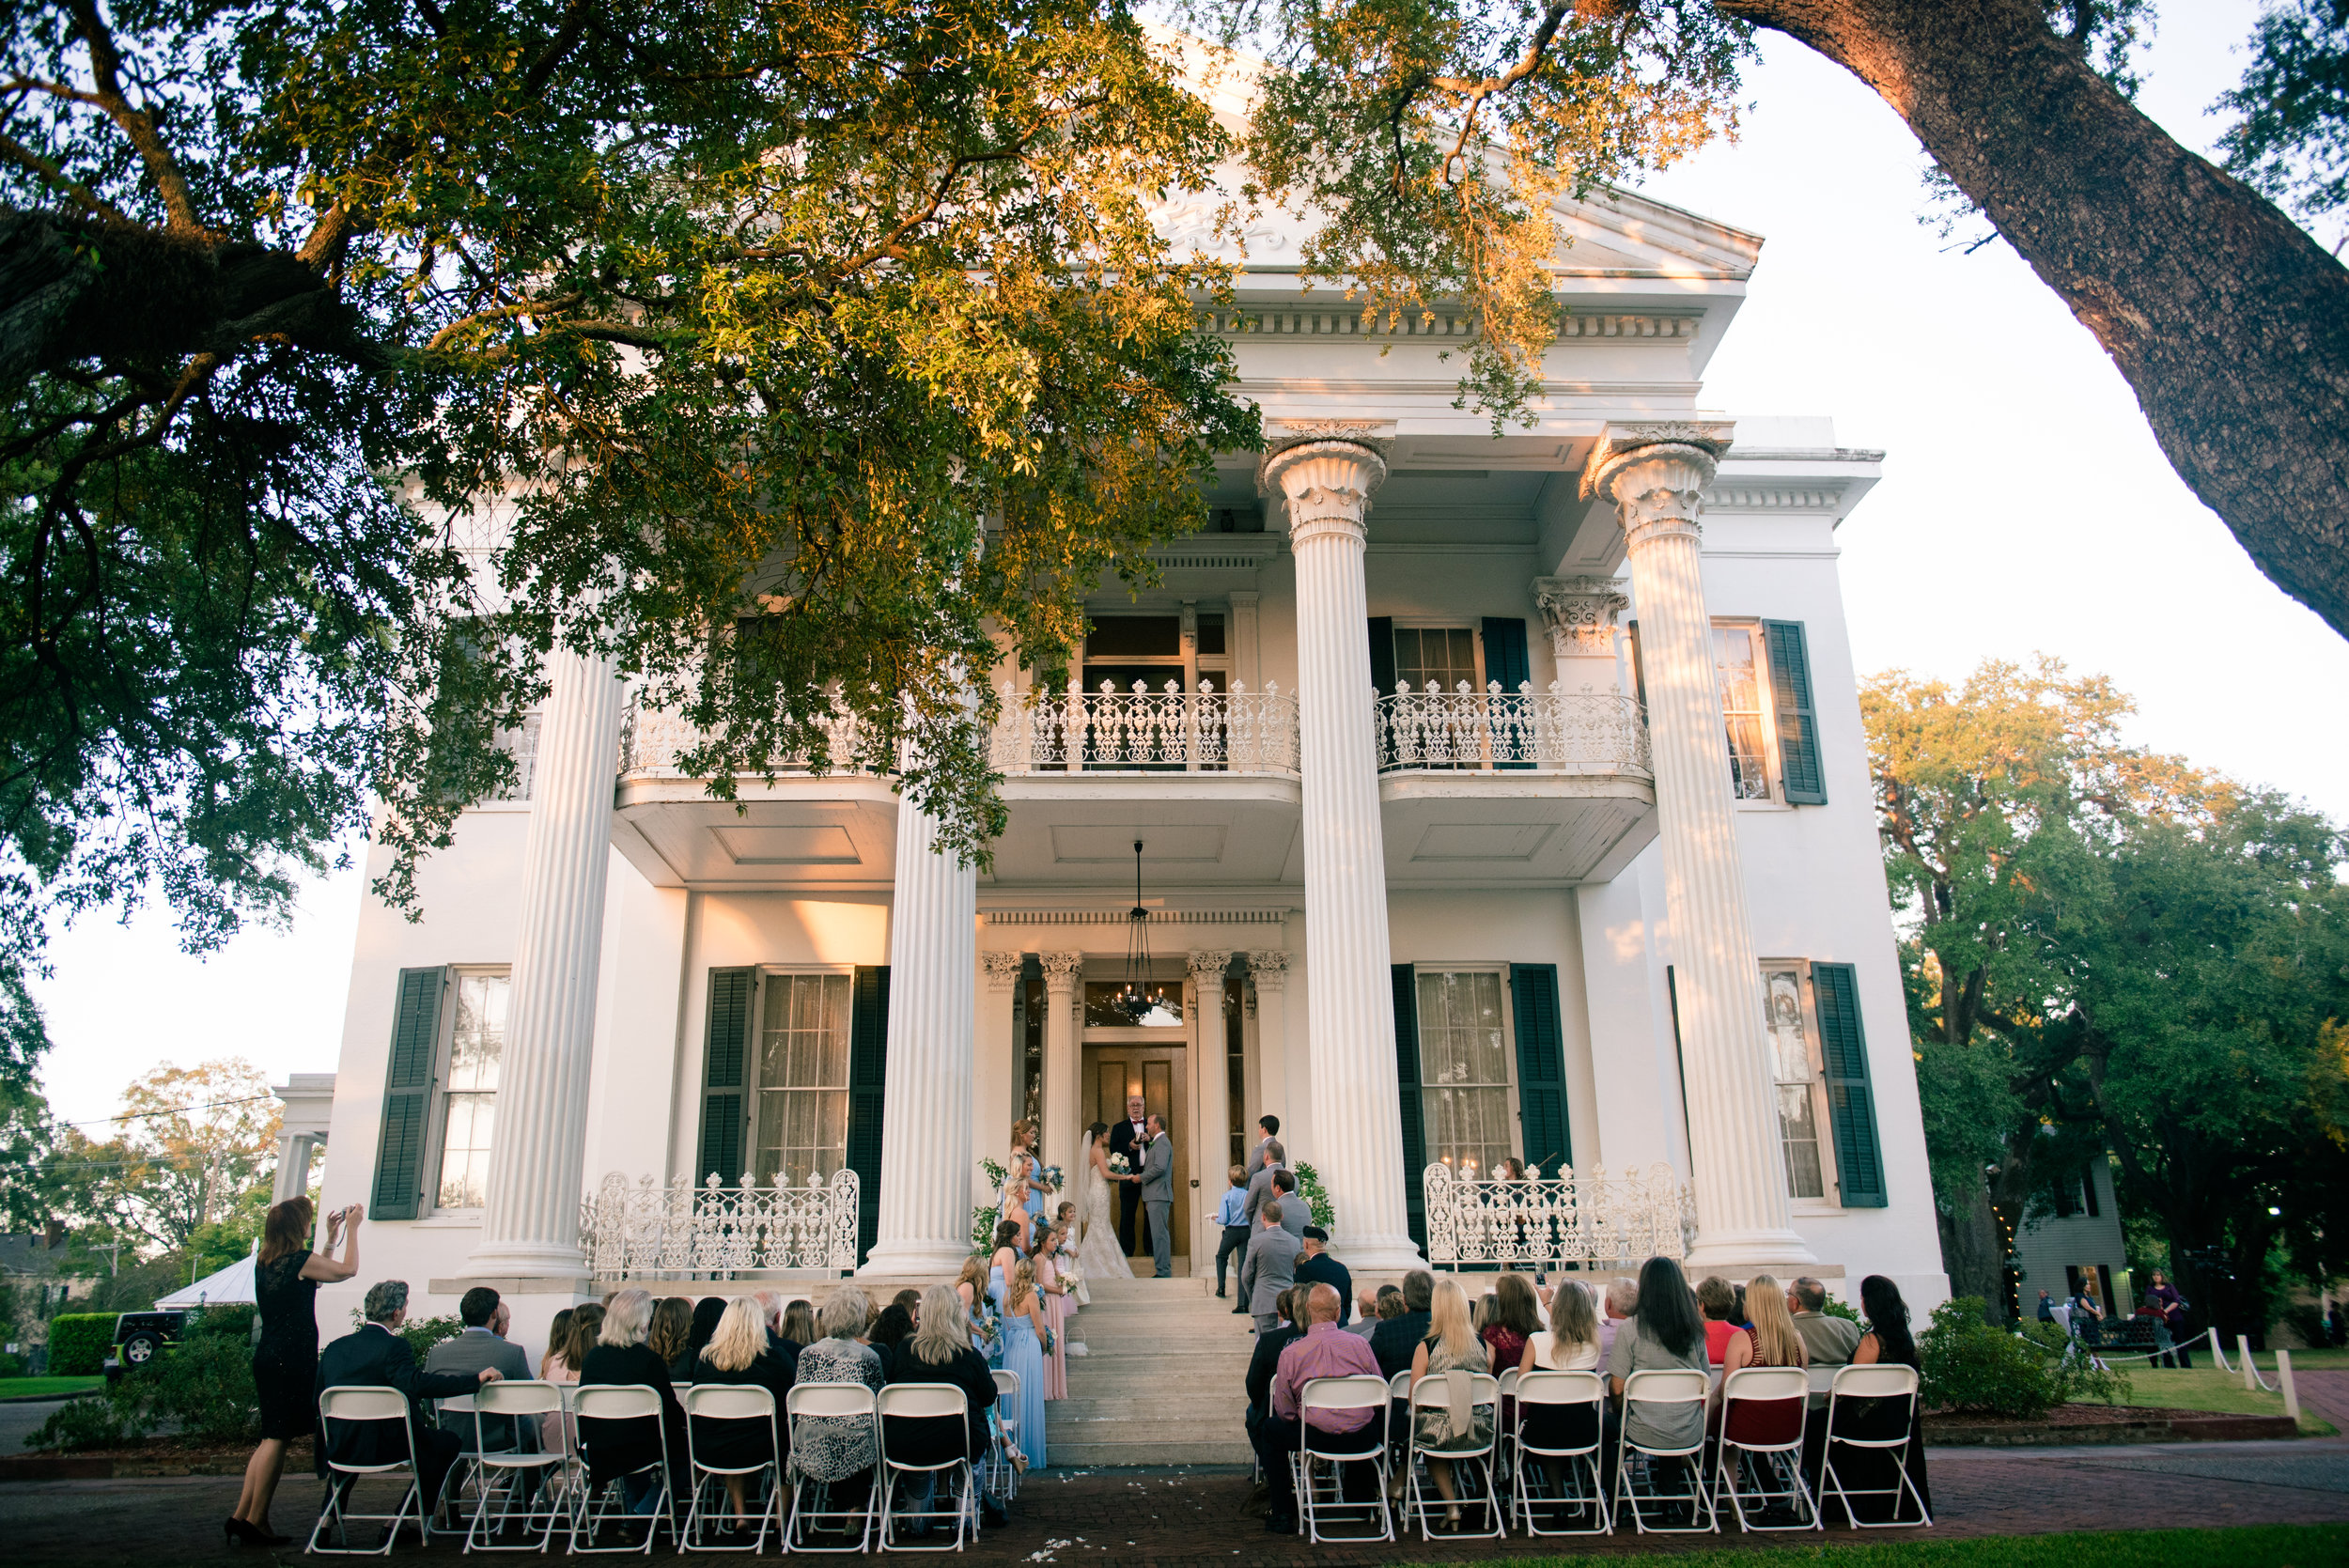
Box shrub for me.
[0,1351,25,1377]
[26,1307,263,1451]
[1921,1296,2129,1419]
[1291,1163,1336,1231]
[46,1314,116,1376]
[1818,1296,1863,1325]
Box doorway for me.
[1081,1041,1190,1271]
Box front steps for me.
[1046,1274,1258,1467]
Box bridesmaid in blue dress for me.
[987,1219,1023,1314]
[998,1257,1050,1471]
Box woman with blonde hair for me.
[1033,1221,1070,1399]
[1409,1277,1493,1533]
[1523,1279,1602,1374]
[691,1297,793,1533]
[997,1258,1050,1469]
[884,1285,1008,1533]
[1708,1272,1807,1428]
[231,1196,361,1546]
[579,1288,691,1513]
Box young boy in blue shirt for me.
[1213,1164,1251,1299]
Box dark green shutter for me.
[1482,617,1533,770]
[371,967,446,1220]
[696,968,755,1183]
[1626,620,1648,709]
[1509,965,1571,1174]
[1392,966,1427,1255]
[846,966,892,1263]
[1812,963,1887,1207]
[1763,620,1827,804]
[1366,617,1396,696]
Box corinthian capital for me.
[1246,949,1291,992]
[980,951,1026,991]
[1257,438,1389,547]
[1579,420,1732,548]
[1038,951,1083,992]
[1188,949,1233,983]
[1534,576,1631,657]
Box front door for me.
[1082,1042,1190,1270]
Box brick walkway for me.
[1,1439,2343,1565]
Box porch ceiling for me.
[613,774,900,890]
[1377,773,1657,886]
[985,775,1303,887]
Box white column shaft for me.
[1040,954,1082,1177]
[471,647,626,1277]
[862,804,978,1275]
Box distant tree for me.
[52,1059,279,1255]
[2217,0,2349,248]
[0,1077,62,1232]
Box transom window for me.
[435,971,506,1209]
[1393,627,1480,693]
[1416,970,1515,1177]
[1715,627,1772,800]
[752,972,855,1188]
[1761,964,1829,1201]
[1084,980,1184,1028]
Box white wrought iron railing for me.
[1423,1161,1694,1271]
[582,1171,860,1279]
[618,694,869,778]
[1376,682,1652,776]
[989,679,1300,776]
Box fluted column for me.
[1039,953,1083,1176]
[469,646,626,1277]
[861,802,979,1276]
[1246,950,1291,1138]
[1189,951,1233,1192]
[1259,439,1422,1269]
[1589,433,1812,1265]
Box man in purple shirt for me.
[1254,1283,1382,1534]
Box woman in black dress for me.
[690,1297,795,1531]
[229,1197,360,1546]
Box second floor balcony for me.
[988,680,1299,776]
[1376,682,1652,778]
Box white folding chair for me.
[1612,1368,1715,1535]
[1510,1370,1609,1536]
[1821,1364,1931,1529]
[568,1385,679,1555]
[681,1384,783,1553]
[462,1380,571,1552]
[1712,1366,1817,1532]
[984,1369,1022,1502]
[1403,1371,1502,1541]
[1293,1375,1392,1545]
[877,1383,976,1551]
[1494,1367,1521,1503]
[435,1393,482,1535]
[309,1386,429,1556]
[784,1383,881,1552]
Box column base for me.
[858,1240,973,1280]
[1685,1227,1818,1269]
[462,1239,591,1279]
[1331,1233,1431,1273]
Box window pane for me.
[437,1092,495,1209]
[1395,627,1478,692]
[1417,970,1514,1176]
[437,972,507,1208]
[1085,980,1183,1027]
[753,973,857,1187]
[1715,628,1771,800]
[1779,1084,1826,1200]
[1760,967,1828,1200]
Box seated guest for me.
[1243,1287,1302,1444]
[646,1296,694,1382]
[1787,1277,1860,1370]
[884,1285,1007,1532]
[1370,1270,1434,1380]
[1840,1275,1931,1520]
[315,1280,501,1540]
[1597,1277,1639,1365]
[579,1287,692,1514]
[781,1299,817,1347]
[1608,1258,1708,1492]
[1255,1283,1381,1535]
[867,1304,916,1376]
[539,1308,577,1383]
[1374,1285,1405,1323]
[683,1297,728,1374]
[428,1285,535,1453]
[1346,1287,1380,1339]
[754,1291,801,1382]
[1292,1227,1354,1326]
[1481,1272,1541,1373]
[1708,1272,1807,1430]
[691,1297,794,1533]
[1411,1280,1494,1533]
[1696,1275,1740,1366]
[789,1286,885,1504]
[1524,1279,1602,1373]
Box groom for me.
[1139,1113,1174,1279]
[1110,1094,1149,1256]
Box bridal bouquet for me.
[1107,1152,1130,1176]
[1032,1163,1065,1195]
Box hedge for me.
[47,1313,117,1376]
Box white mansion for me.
[308,145,1946,1346]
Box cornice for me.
[1200,307,1703,343]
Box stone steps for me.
[1047,1276,1255,1467]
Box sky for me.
[27,2,2349,1129]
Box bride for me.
[1073,1122,1134,1281]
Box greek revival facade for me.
[313,172,1946,1343]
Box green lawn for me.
[1494,1524,2349,1568]
[2117,1366,2336,1436]
[0,1375,102,1399]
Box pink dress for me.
[1035,1253,1069,1400]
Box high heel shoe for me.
[225,1518,289,1547]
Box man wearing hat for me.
[1290,1225,1354,1327]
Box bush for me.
[46,1314,116,1376]
[1291,1163,1336,1231]
[25,1306,263,1452]
[1921,1296,2129,1419]
[0,1351,25,1377]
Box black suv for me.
[102,1310,187,1377]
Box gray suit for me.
[1245,1137,1276,1180]
[1242,1163,1288,1226]
[425,1327,534,1451]
[1238,1224,1300,1331]
[1140,1133,1174,1278]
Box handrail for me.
[1376,681,1651,777]
[988,679,1300,776]
[1423,1161,1694,1270]
[581,1171,860,1278]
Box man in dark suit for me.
[1245,1115,1281,1180]
[428,1287,535,1452]
[316,1280,502,1541]
[1369,1270,1435,1380]
[1291,1227,1353,1326]
[1239,1286,1301,1515]
[1108,1093,1149,1255]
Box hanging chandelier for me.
[1118,839,1167,1023]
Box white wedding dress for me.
[1074,1147,1134,1282]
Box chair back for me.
[1515,1369,1606,1407]
[1299,1375,1389,1417]
[474,1379,566,1418]
[1408,1370,1501,1409]
[1497,1367,1520,1401]
[1828,1363,1919,1401]
[685,1384,776,1421]
[1805,1364,1837,1396]
[1620,1368,1709,1406]
[319,1385,412,1424]
[787,1381,879,1421]
[1721,1366,1809,1405]
[440,1393,477,1415]
[1386,1370,1412,1400]
[878,1383,969,1422]
[990,1368,1020,1405]
[1720,1364,1808,1449]
[573,1383,665,1421]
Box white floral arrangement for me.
[1107,1152,1131,1175]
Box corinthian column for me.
[468,646,627,1279]
[1039,952,1083,1176]
[1585,427,1812,1266]
[861,802,979,1276]
[1258,436,1422,1269]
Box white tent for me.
[155,1250,256,1309]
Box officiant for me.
[1108,1094,1151,1257]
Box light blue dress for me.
[998,1309,1049,1470]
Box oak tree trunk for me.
[1719,0,2349,639]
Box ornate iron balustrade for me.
[1423,1161,1694,1271]
[582,1171,860,1279]
[618,694,868,779]
[989,679,1300,776]
[1376,682,1652,777]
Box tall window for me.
[436,971,507,1209]
[1761,966,1828,1200]
[1714,627,1771,800]
[1416,970,1515,1177]
[753,973,855,1187]
[1393,627,1479,692]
